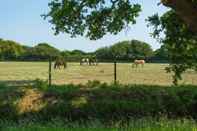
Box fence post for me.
[49,57,52,87]
[114,60,117,84]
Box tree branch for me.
[161,0,197,33]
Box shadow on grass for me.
[0,80,35,87]
[1,80,197,124]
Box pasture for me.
[0,62,197,86]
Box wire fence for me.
[0,60,197,87]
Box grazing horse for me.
[54,58,67,69]
[80,57,98,66]
[89,57,98,66]
[132,60,145,68]
[80,58,89,65]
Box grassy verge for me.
[1,80,197,122]
[1,118,197,131]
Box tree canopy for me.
[148,10,197,85]
[44,0,197,85]
[95,40,153,61]
[44,0,197,39]
[0,38,158,62]
[161,0,197,33]
[0,39,25,60]
[43,0,141,40]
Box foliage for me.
[0,39,25,60]
[0,38,162,62]
[151,45,169,63]
[95,40,153,61]
[161,0,197,33]
[43,0,141,40]
[44,0,197,37]
[1,82,197,121]
[33,79,49,90]
[0,39,61,61]
[61,50,90,61]
[147,10,197,85]
[24,43,61,60]
[1,118,197,131]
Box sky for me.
[0,0,168,52]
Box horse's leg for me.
[54,64,57,69]
[132,63,135,68]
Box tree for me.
[43,0,141,40]
[0,39,25,60]
[44,0,197,39]
[95,40,153,61]
[161,0,197,33]
[152,45,169,62]
[129,40,153,60]
[148,10,197,85]
[25,43,60,60]
[44,0,197,85]
[95,47,112,61]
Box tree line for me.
[42,0,197,85]
[0,38,168,62]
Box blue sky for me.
[0,0,168,52]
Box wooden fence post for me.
[114,60,117,84]
[49,57,52,87]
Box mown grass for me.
[0,62,197,86]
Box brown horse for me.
[80,57,98,66]
[89,57,98,66]
[132,60,145,68]
[54,58,67,69]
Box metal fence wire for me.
[0,61,197,87]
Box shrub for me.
[1,82,197,122]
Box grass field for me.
[0,62,197,86]
[2,119,197,131]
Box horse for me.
[80,57,98,66]
[132,60,145,68]
[54,58,67,69]
[89,57,98,66]
[80,58,89,65]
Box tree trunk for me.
[161,0,197,33]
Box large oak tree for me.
[44,0,197,38]
[44,0,197,85]
[161,0,197,33]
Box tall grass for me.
[1,81,197,122]
[1,118,197,131]
[1,81,197,130]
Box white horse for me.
[132,60,145,68]
[80,58,89,65]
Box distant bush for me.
[33,79,48,90]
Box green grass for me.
[0,82,197,130]
[1,118,197,131]
[1,82,197,121]
[0,62,197,86]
